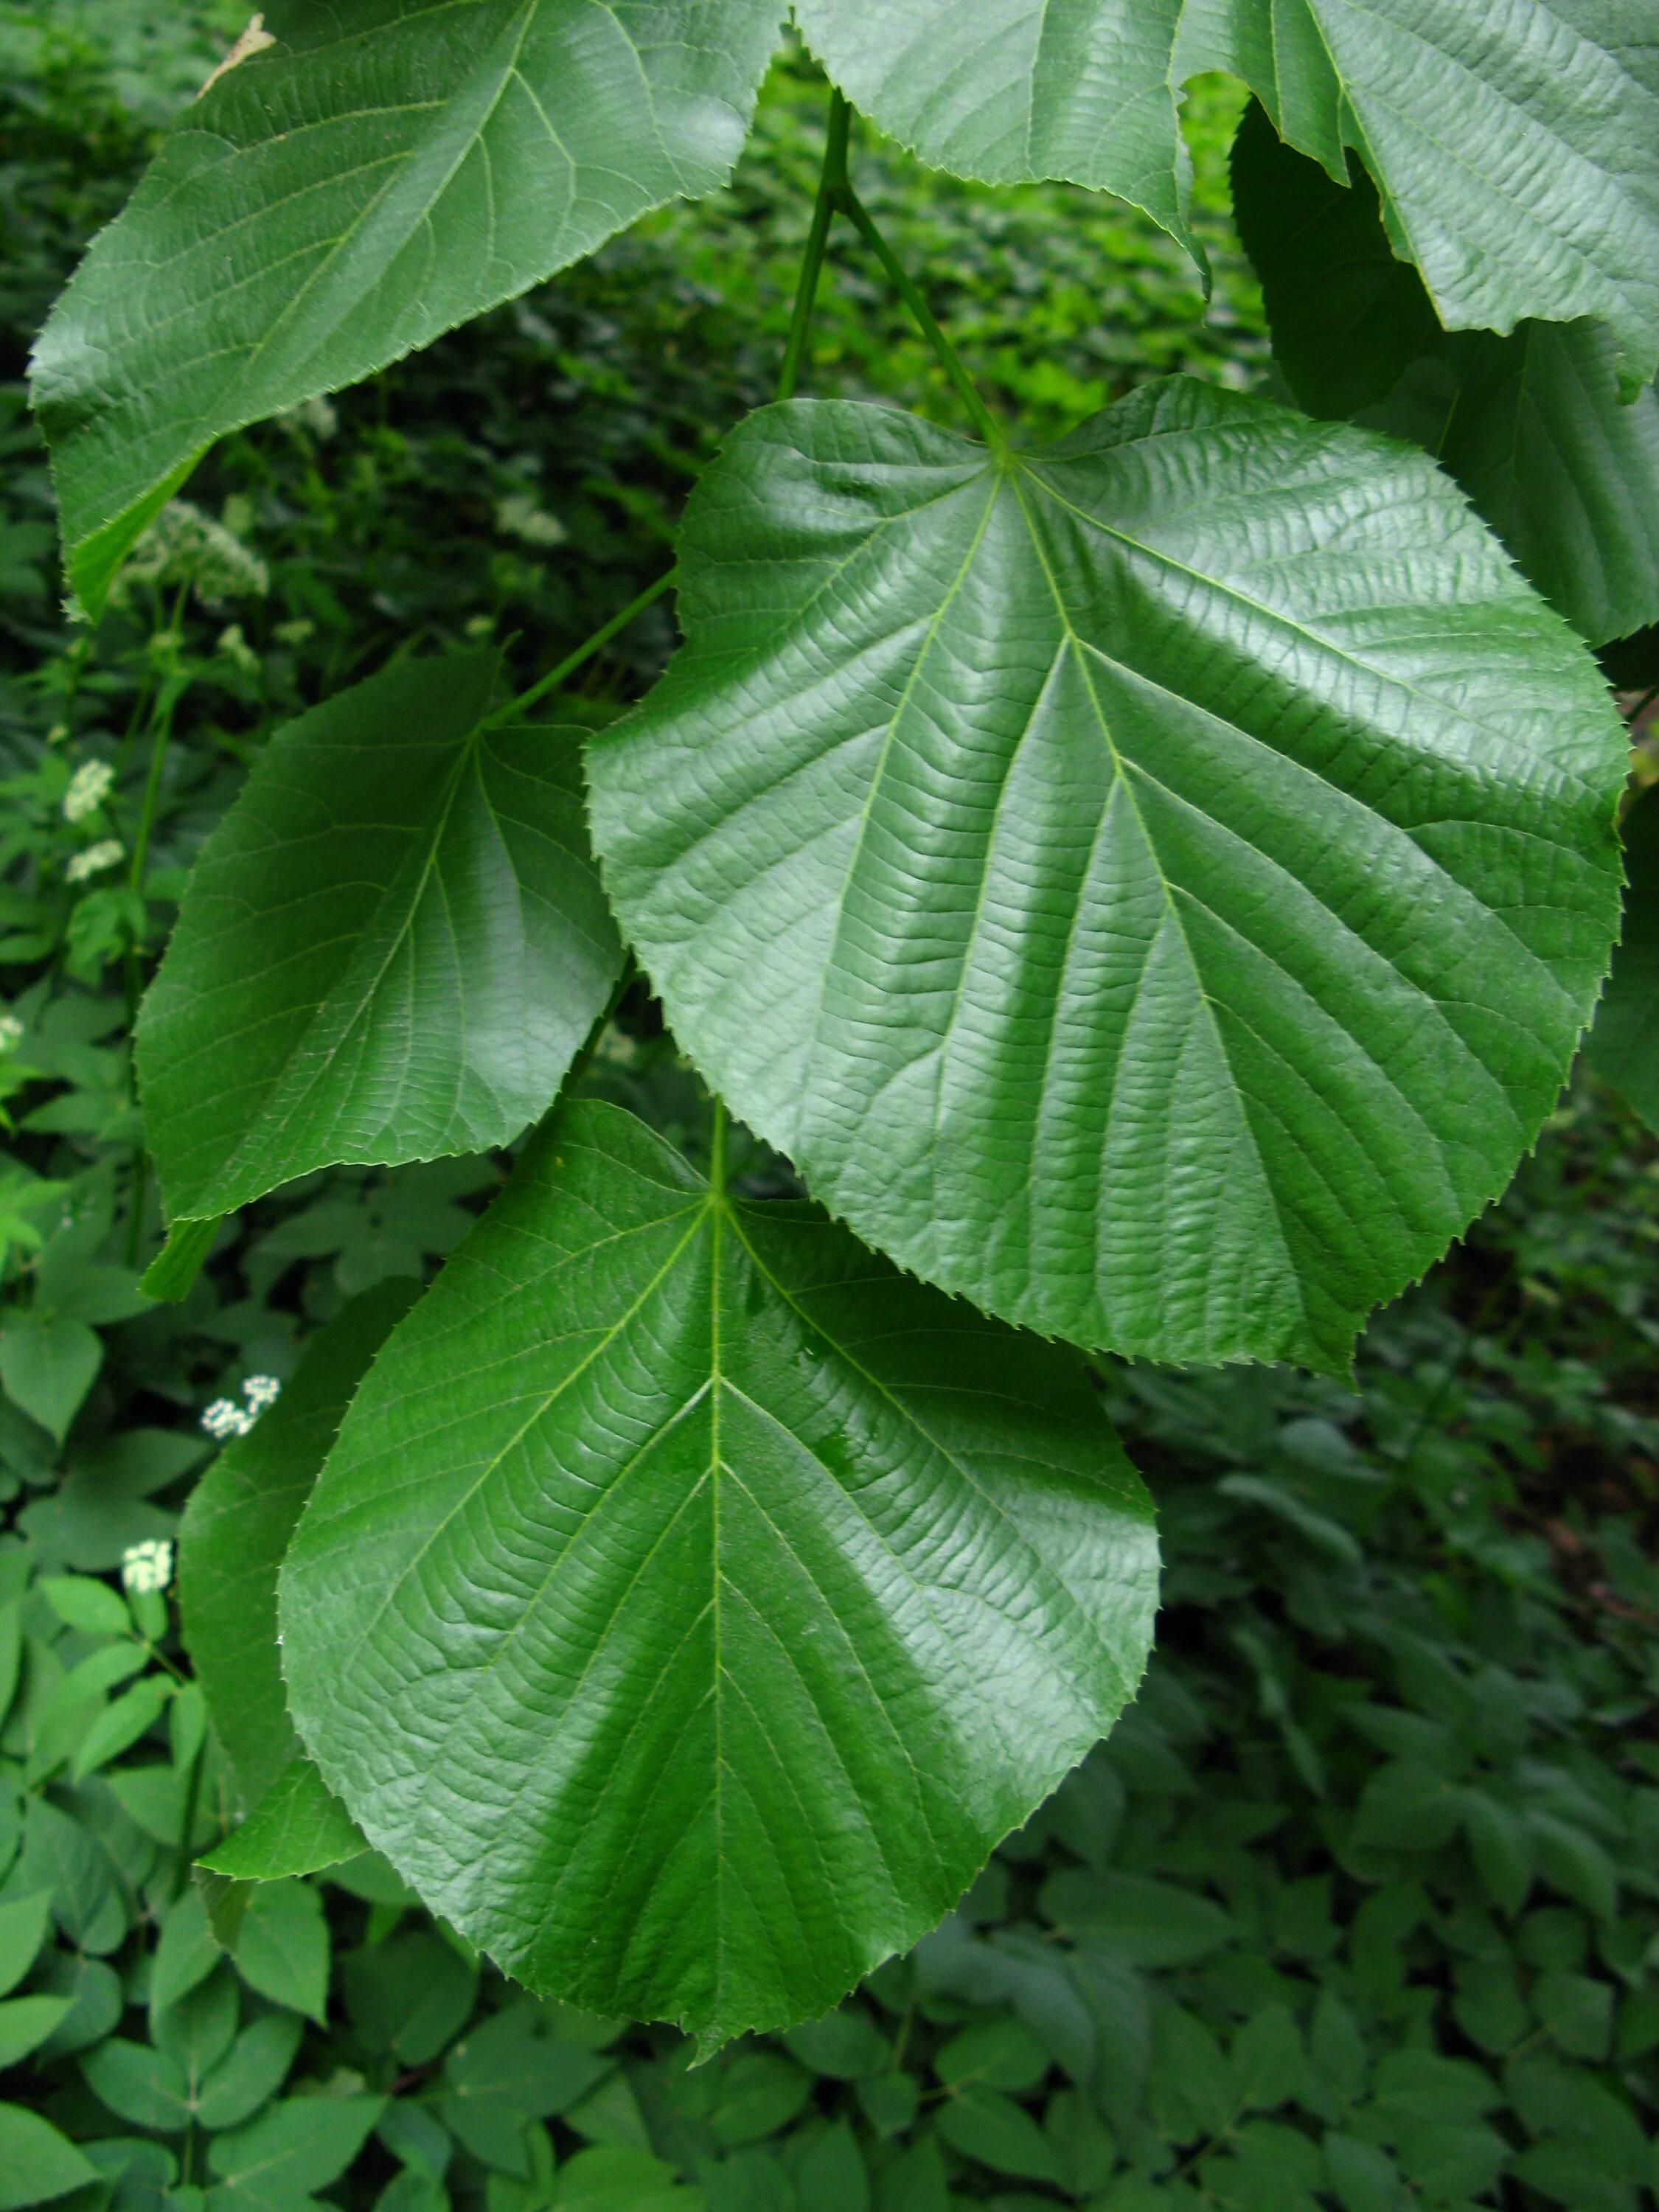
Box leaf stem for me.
[834,184,1004,447]
[777,91,852,403]
[709,1096,728,1196]
[491,568,676,726]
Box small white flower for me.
[63,759,116,823]
[0,1013,23,1054]
[66,838,125,884]
[122,1538,173,1596]
[201,1397,254,1440]
[243,1374,282,1411]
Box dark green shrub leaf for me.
[935,2087,1062,2183]
[1534,1972,1614,2062]
[782,2006,888,2081]
[1322,2132,1407,2212]
[1527,1815,1618,1921]
[1458,1788,1534,1919]
[140,655,622,1222]
[228,1879,329,2025]
[1,1316,102,1444]
[206,2093,386,2211]
[282,1099,1156,2045]
[81,2037,193,2132]
[0,1890,52,1999]
[1231,105,1659,648]
[1038,1871,1234,1966]
[180,1279,420,1876]
[933,2017,1051,2093]
[800,3,1659,389]
[438,2005,611,2174]
[0,2104,99,2210]
[592,389,1625,1369]
[195,2014,305,2135]
[340,1930,479,2068]
[550,2147,700,2211]
[149,1889,221,2018]
[1586,793,1659,1135]
[0,1994,73,2069]
[31,0,785,615]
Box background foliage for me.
[0,7,1655,2209]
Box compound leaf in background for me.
[1586,793,1659,1135]
[139,653,622,1222]
[1231,102,1659,649]
[797,1,1659,389]
[29,0,785,615]
[281,1100,1157,2048]
[591,390,1626,1371]
[180,1280,421,1877]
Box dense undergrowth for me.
[0,8,1655,2210]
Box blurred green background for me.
[0,10,1655,2212]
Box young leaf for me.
[798,1,1659,389]
[281,1099,1157,2047]
[1585,793,1659,1135]
[30,0,785,616]
[591,389,1626,1371]
[139,653,622,1222]
[1231,103,1659,649]
[179,1279,420,1870]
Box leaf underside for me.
[1231,100,1659,650]
[179,1281,420,1876]
[1586,793,1659,1135]
[280,1100,1157,2046]
[590,386,1627,1371]
[137,651,622,1222]
[30,0,785,613]
[797,0,1659,387]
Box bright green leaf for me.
[1587,793,1659,1135]
[591,389,1624,1370]
[282,1099,1156,2045]
[202,1761,364,1882]
[1231,104,1659,647]
[31,0,785,615]
[799,1,1659,387]
[0,2103,100,2210]
[150,1888,223,2017]
[139,655,622,1221]
[81,2037,193,2132]
[72,1673,173,1779]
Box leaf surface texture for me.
[139,652,622,1221]
[31,0,784,611]
[591,389,1627,1368]
[280,1101,1156,2045]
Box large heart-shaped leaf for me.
[1586,793,1659,1135]
[1232,101,1659,649]
[138,651,622,1222]
[796,0,1659,391]
[180,1281,421,1878]
[279,1100,1155,2045]
[589,388,1627,1371]
[30,0,784,614]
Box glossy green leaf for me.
[31,0,785,615]
[591,389,1625,1369]
[1586,793,1659,1134]
[797,1,1659,388]
[139,654,622,1222]
[180,1278,418,1875]
[1231,102,1659,648]
[282,1099,1156,2045]
[0,2104,99,2211]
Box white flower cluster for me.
[63,759,115,823]
[201,1372,282,1440]
[0,1012,22,1054]
[122,1538,173,1596]
[66,838,124,884]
